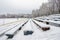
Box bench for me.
[34,19,43,22]
[5,20,28,39]
[0,22,20,36]
[32,20,50,31]
[24,31,33,35]
[22,20,34,35]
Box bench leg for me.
[6,34,14,39]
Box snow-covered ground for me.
[0,17,60,40]
[9,19,60,40]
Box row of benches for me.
[0,21,21,36]
[35,19,60,27]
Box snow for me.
[35,14,60,27]
[0,35,8,40]
[9,19,60,40]
[0,18,60,40]
[0,18,28,36]
[33,19,49,27]
[0,18,25,36]
[22,19,33,31]
[5,19,28,35]
[0,22,17,35]
[0,18,18,25]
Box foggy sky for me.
[0,0,48,14]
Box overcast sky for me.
[0,0,48,14]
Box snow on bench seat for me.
[22,19,34,31]
[5,20,28,38]
[34,19,50,24]
[33,20,49,27]
[34,19,44,22]
[0,22,20,36]
[22,19,34,35]
[32,19,50,31]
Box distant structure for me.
[0,13,32,18]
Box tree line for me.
[32,0,60,17]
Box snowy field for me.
[0,18,19,25]
[0,17,60,40]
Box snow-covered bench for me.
[34,19,50,24]
[32,20,50,31]
[22,19,34,35]
[0,22,20,36]
[34,19,43,22]
[5,20,28,38]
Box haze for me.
[0,0,48,14]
